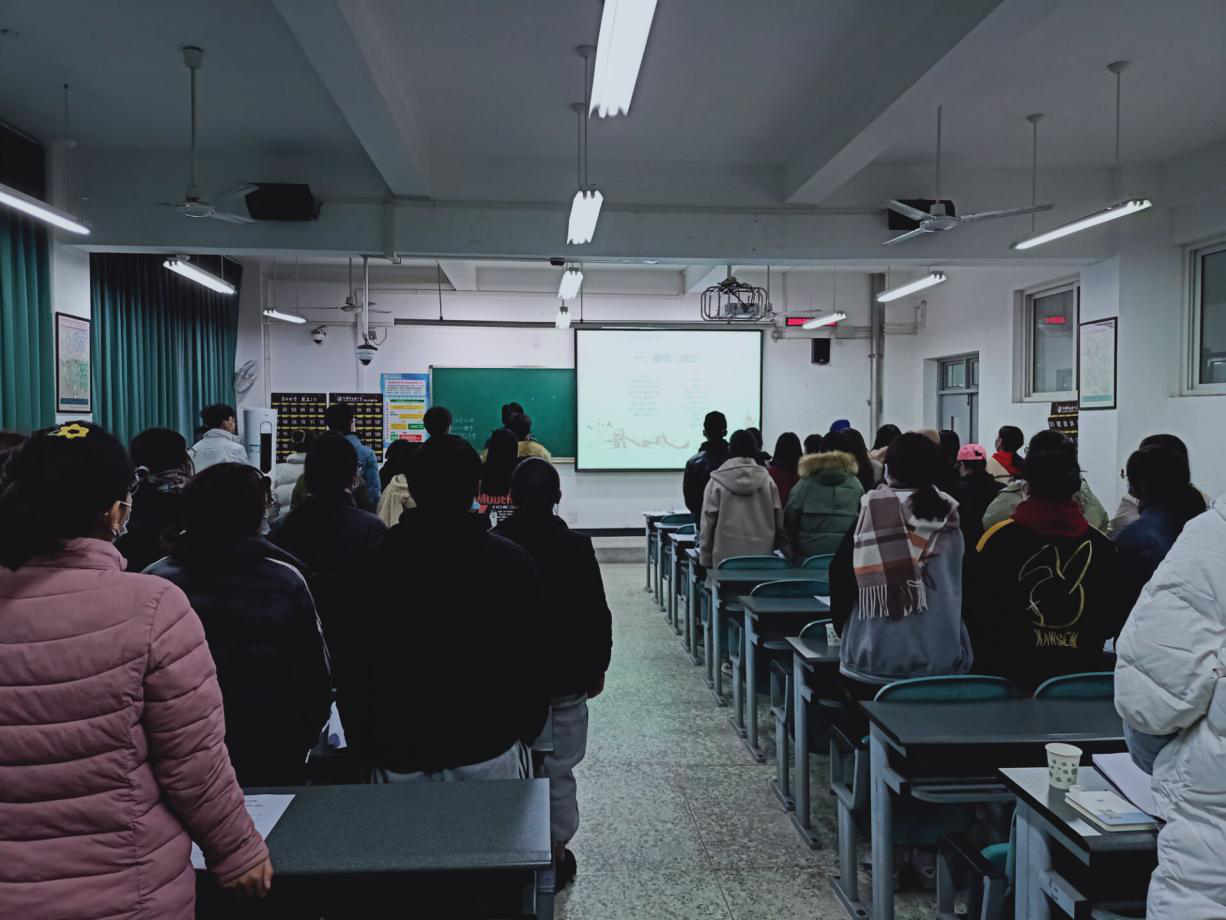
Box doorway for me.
[936,353,979,444]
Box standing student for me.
[746,426,771,466]
[0,424,271,917]
[1108,434,1209,534]
[117,427,193,572]
[324,402,381,511]
[986,425,1025,483]
[423,405,453,439]
[683,410,731,520]
[376,439,421,528]
[502,401,525,427]
[334,435,549,781]
[950,444,1002,552]
[698,429,788,569]
[146,463,332,786]
[869,423,902,464]
[937,429,962,495]
[494,459,612,893]
[828,432,971,696]
[983,429,1109,531]
[803,433,823,455]
[784,434,864,563]
[767,432,802,504]
[272,428,313,519]
[478,427,520,525]
[969,437,1126,692]
[840,427,880,493]
[508,412,552,461]
[189,403,248,471]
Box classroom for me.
[1,2,1224,918]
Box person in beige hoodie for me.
[699,430,788,569]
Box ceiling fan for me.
[156,47,254,224]
[881,106,1053,246]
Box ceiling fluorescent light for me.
[876,271,946,303]
[589,0,658,118]
[567,189,603,245]
[802,311,847,330]
[163,256,236,295]
[555,304,573,330]
[558,268,584,301]
[0,181,90,235]
[1010,198,1151,250]
[263,309,306,324]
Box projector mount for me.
[700,266,768,322]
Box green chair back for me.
[751,579,829,598]
[676,523,697,535]
[1033,672,1115,700]
[659,512,695,527]
[799,618,831,640]
[875,675,1019,703]
[717,555,791,570]
[801,554,834,578]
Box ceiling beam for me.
[783,0,1069,205]
[437,260,478,291]
[273,0,431,197]
[684,265,726,293]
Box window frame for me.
[1021,279,1080,402]
[936,353,979,443]
[1184,235,1226,396]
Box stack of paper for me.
[1065,786,1157,833]
[1092,752,1160,818]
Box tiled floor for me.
[556,564,937,920]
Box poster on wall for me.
[270,392,327,461]
[1048,400,1079,443]
[329,393,384,461]
[381,373,430,449]
[1078,317,1117,410]
[55,313,91,414]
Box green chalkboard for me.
[431,366,577,459]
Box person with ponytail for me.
[828,432,972,698]
[0,424,271,918]
[116,426,194,572]
[493,458,612,893]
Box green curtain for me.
[0,126,54,432]
[90,254,240,447]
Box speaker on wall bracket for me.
[812,338,831,365]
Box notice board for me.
[270,392,327,461]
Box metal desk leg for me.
[869,726,895,920]
[673,554,685,635]
[741,616,765,762]
[685,568,697,662]
[1014,803,1053,920]
[703,585,715,686]
[653,531,662,605]
[791,655,811,838]
[711,587,726,706]
[645,523,652,591]
[667,550,677,627]
[833,788,866,916]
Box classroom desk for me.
[202,781,554,919]
[642,510,669,593]
[684,548,703,664]
[667,532,696,632]
[786,635,842,846]
[852,700,1127,920]
[1001,766,1156,920]
[736,596,829,763]
[655,521,691,609]
[705,566,809,706]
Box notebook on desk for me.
[1065,787,1158,832]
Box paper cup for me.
[825,623,841,647]
[1046,742,1083,789]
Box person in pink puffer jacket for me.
[0,423,273,919]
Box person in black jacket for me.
[951,443,1003,552]
[117,427,194,572]
[334,435,549,782]
[682,410,730,519]
[494,458,612,891]
[145,462,331,786]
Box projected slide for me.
[576,329,762,470]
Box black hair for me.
[703,410,728,439]
[998,425,1025,471]
[131,427,191,475]
[938,429,961,468]
[803,433,823,454]
[201,403,236,431]
[380,438,421,490]
[746,427,764,451]
[480,428,520,496]
[501,402,525,426]
[960,459,988,474]
[177,463,268,545]
[771,433,802,476]
[324,402,355,432]
[511,457,560,515]
[507,412,532,440]
[1027,428,1066,453]
[1126,444,1205,531]
[305,433,359,497]
[872,424,902,452]
[0,423,134,570]
[1139,433,1189,457]
[0,431,29,481]
[819,430,852,454]
[408,434,482,511]
[1022,438,1082,501]
[884,432,952,521]
[841,427,878,492]
[424,406,453,438]
[729,429,757,459]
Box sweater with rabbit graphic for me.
[968,499,1129,692]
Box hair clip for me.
[49,423,90,440]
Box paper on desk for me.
[1094,752,1160,819]
[327,702,347,749]
[814,595,831,606]
[190,794,295,870]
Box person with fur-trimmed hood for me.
[783,433,865,563]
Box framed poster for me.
[1078,317,1117,410]
[381,373,430,450]
[55,313,92,414]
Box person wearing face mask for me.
[117,426,195,571]
[0,423,273,917]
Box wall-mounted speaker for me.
[812,338,831,365]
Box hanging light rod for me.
[802,311,847,330]
[263,309,307,324]
[589,0,657,118]
[163,255,235,295]
[558,267,584,301]
[876,271,946,302]
[0,181,90,235]
[1010,198,1152,250]
[555,303,573,330]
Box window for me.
[1190,239,1226,389]
[937,354,978,443]
[1024,282,1078,399]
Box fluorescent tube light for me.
[876,271,946,303]
[1011,198,1152,250]
[567,189,603,245]
[802,311,847,330]
[558,269,584,301]
[555,304,573,330]
[263,309,306,324]
[589,0,658,118]
[0,181,90,235]
[163,256,236,295]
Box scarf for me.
[851,484,959,619]
[993,450,1022,478]
[1011,498,1088,538]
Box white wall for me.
[49,242,91,424]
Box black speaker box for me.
[243,183,322,221]
[887,198,956,230]
[812,339,831,365]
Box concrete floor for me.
[556,564,936,920]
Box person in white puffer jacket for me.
[1115,495,1226,919]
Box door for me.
[936,355,979,443]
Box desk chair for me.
[1033,671,1115,700]
[801,553,834,581]
[661,523,696,627]
[654,513,695,607]
[830,676,1019,917]
[701,555,791,688]
[770,619,840,811]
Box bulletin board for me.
[270,392,327,461]
[330,392,385,461]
